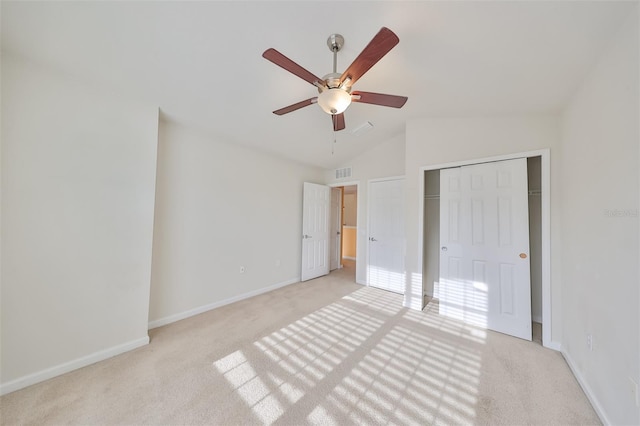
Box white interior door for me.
[439,158,532,340]
[330,187,342,271]
[368,178,405,294]
[301,182,330,281]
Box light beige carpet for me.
[1,264,600,425]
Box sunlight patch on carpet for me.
[212,286,486,424]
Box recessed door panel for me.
[471,199,485,245]
[499,263,515,315]
[498,197,513,247]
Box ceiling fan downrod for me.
[326,34,344,74]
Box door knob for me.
[370,237,378,242]
[441,246,448,251]
[303,234,312,239]
[519,253,527,259]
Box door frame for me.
[415,149,554,349]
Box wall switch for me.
[239,266,245,274]
[586,334,593,351]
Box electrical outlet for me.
[586,334,593,351]
[239,266,245,274]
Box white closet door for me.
[301,182,330,281]
[368,178,405,294]
[439,159,532,340]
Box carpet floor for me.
[1,263,600,425]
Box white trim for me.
[562,349,609,425]
[0,336,149,396]
[539,152,553,349]
[532,314,543,323]
[546,340,562,351]
[417,150,547,170]
[342,256,356,260]
[328,180,359,188]
[342,225,357,230]
[148,277,300,330]
[369,175,406,184]
[413,150,558,349]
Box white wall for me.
[148,119,324,327]
[324,134,406,284]
[342,193,357,227]
[559,10,639,425]
[1,54,159,393]
[404,116,562,346]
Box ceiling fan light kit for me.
[317,87,352,115]
[262,27,408,132]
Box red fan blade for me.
[263,48,325,87]
[352,91,408,108]
[332,113,345,131]
[339,27,399,86]
[273,98,317,115]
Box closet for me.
[422,157,543,330]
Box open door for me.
[301,182,330,281]
[439,159,532,340]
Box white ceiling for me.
[2,1,634,169]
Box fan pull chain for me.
[332,130,336,155]
[331,114,338,155]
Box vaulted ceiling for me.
[2,1,634,169]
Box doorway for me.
[328,183,358,281]
[342,185,357,266]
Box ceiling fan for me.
[262,27,408,132]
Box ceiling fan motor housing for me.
[321,73,348,90]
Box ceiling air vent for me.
[351,121,374,136]
[335,167,352,180]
